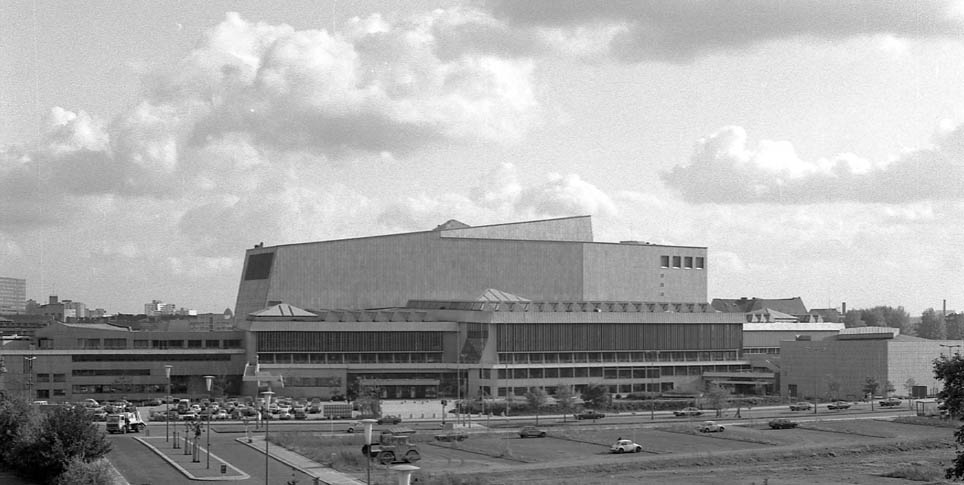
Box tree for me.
[904,378,917,398]
[0,397,35,468]
[917,308,947,339]
[883,380,896,397]
[704,383,731,418]
[948,313,964,340]
[554,385,576,423]
[933,354,964,479]
[580,384,610,409]
[15,404,112,483]
[354,385,381,417]
[524,387,548,410]
[862,377,880,399]
[843,310,865,328]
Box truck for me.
[362,431,421,464]
[106,411,146,434]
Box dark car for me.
[769,418,798,429]
[879,398,903,408]
[673,407,703,417]
[519,426,547,438]
[576,410,605,420]
[827,401,852,410]
[789,401,813,411]
[377,415,402,425]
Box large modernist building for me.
[236,216,756,400]
[0,277,26,315]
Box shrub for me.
[55,458,115,485]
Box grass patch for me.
[270,431,366,471]
[893,416,960,428]
[881,463,942,481]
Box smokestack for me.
[841,302,846,314]
[944,299,947,317]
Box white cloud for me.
[661,125,964,204]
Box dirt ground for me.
[400,418,961,485]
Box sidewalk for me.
[134,435,250,481]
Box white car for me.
[609,439,642,453]
[697,421,725,433]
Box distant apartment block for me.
[0,277,26,315]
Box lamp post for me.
[261,390,275,485]
[164,365,173,442]
[361,418,378,484]
[203,376,214,469]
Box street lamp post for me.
[361,418,378,484]
[204,375,214,469]
[164,365,173,442]
[261,390,275,485]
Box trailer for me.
[321,403,355,419]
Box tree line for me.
[841,305,964,340]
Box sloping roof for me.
[712,297,808,315]
[249,303,318,318]
[746,308,798,323]
[475,288,531,303]
[837,326,899,340]
[61,322,130,332]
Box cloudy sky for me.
[2,0,963,315]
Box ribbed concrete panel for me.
[439,215,593,242]
[236,232,588,317]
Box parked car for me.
[347,421,362,433]
[789,401,813,411]
[879,398,903,408]
[144,398,163,407]
[827,401,852,410]
[519,426,547,438]
[308,403,322,414]
[212,410,229,420]
[697,421,725,433]
[434,430,468,442]
[180,412,198,421]
[609,439,642,453]
[278,409,293,420]
[673,407,703,417]
[768,418,798,429]
[377,415,402,425]
[293,407,308,420]
[576,410,605,420]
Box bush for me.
[55,458,115,485]
[0,397,111,484]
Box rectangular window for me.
[53,374,65,382]
[223,340,242,349]
[244,252,275,280]
[134,340,149,349]
[204,340,220,349]
[104,338,127,349]
[672,256,681,268]
[187,340,202,348]
[684,256,693,269]
[660,255,670,268]
[695,257,705,269]
[36,373,50,383]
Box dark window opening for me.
[244,253,275,280]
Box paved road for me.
[108,425,316,485]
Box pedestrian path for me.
[134,435,249,481]
[238,436,366,485]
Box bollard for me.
[184,436,190,455]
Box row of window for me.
[71,369,151,377]
[481,364,748,380]
[660,255,705,269]
[498,350,741,364]
[257,331,443,352]
[44,339,243,350]
[72,354,233,362]
[492,383,672,397]
[71,384,167,394]
[257,352,444,365]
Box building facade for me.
[779,327,954,400]
[0,322,246,403]
[0,277,26,315]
